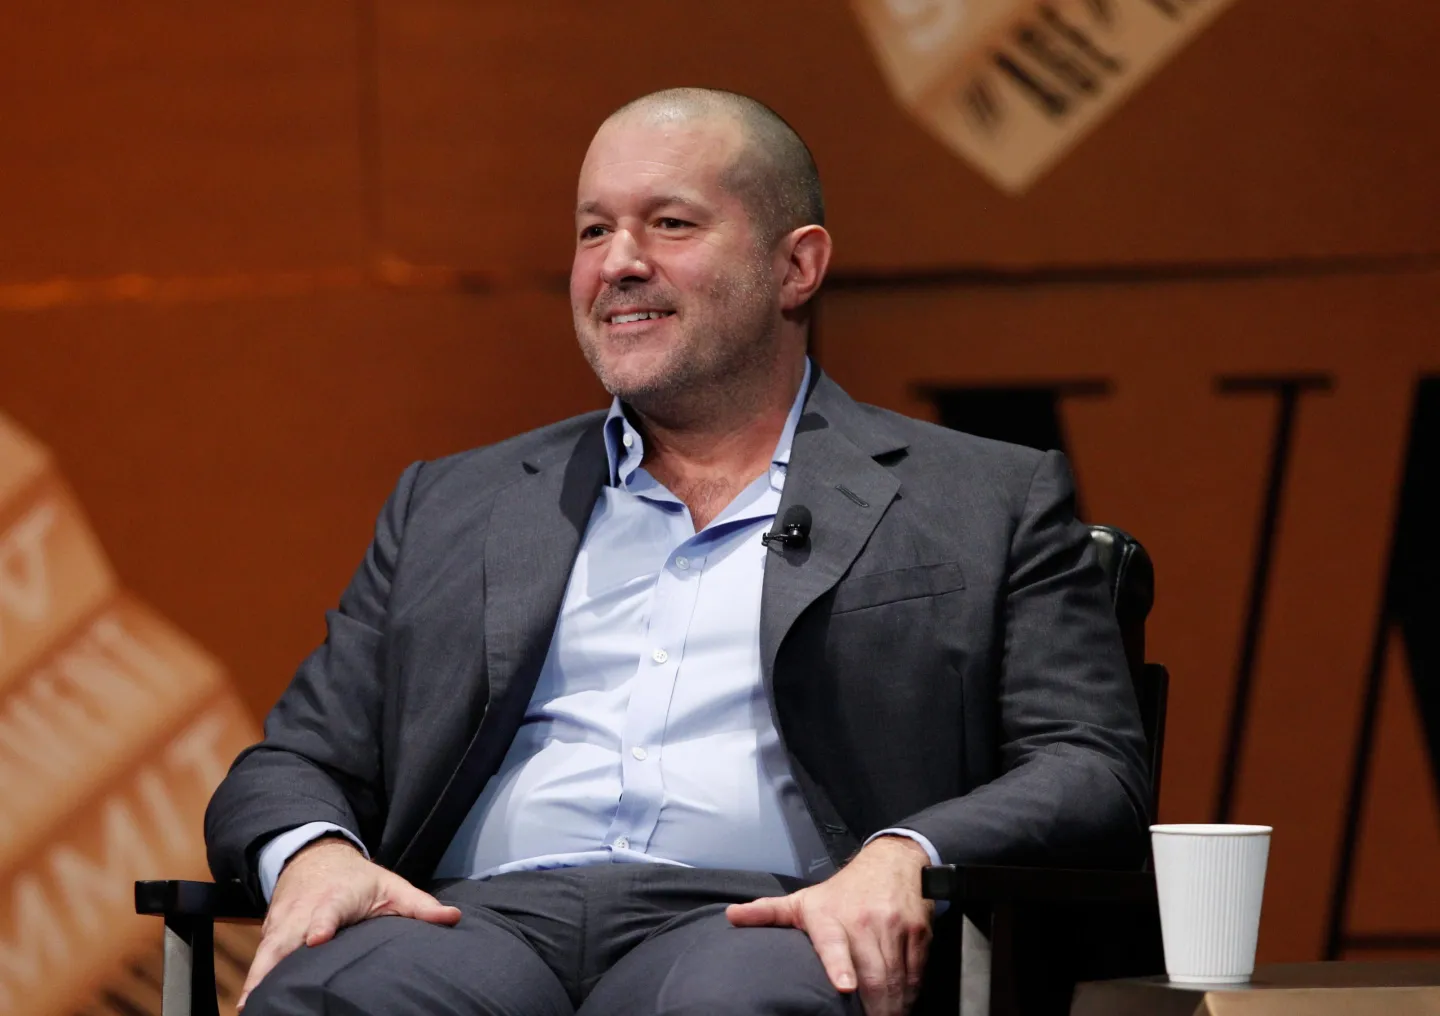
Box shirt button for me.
[651,648,668,664]
[615,836,630,849]
[622,432,634,448]
[631,746,648,761]
[675,556,689,570]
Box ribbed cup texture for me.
[1151,826,1271,985]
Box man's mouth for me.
[605,310,675,325]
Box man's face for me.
[570,114,780,404]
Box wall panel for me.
[0,2,367,280]
[373,0,1440,274]
[0,287,598,720]
[3,0,1438,981]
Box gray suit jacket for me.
[206,370,1150,899]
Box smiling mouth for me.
[606,310,675,325]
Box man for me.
[206,88,1149,1016]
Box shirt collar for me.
[603,357,813,489]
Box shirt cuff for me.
[864,828,947,915]
[257,822,368,903]
[865,827,943,866]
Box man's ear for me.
[777,225,833,313]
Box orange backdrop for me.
[2,0,1437,980]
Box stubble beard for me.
[575,256,781,427]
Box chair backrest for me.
[1088,525,1168,820]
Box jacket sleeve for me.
[204,461,423,898]
[896,451,1152,868]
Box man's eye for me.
[657,218,691,229]
[579,225,609,240]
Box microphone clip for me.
[760,526,807,550]
[762,505,812,550]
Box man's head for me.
[570,88,831,418]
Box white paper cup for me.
[1150,824,1271,985]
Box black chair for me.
[136,524,1168,1016]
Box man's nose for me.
[600,229,653,286]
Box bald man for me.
[206,88,1149,1016]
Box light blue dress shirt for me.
[259,360,938,900]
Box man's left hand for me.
[726,835,935,1016]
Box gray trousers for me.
[244,864,860,1016]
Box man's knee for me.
[238,917,433,1016]
[655,927,856,1016]
[244,910,573,1016]
[240,942,369,1016]
[240,966,327,1016]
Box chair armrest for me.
[135,880,266,920]
[923,866,1163,1016]
[921,865,1157,905]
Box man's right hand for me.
[237,836,462,1010]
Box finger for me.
[854,926,904,1016]
[304,900,346,947]
[239,924,305,1009]
[395,887,462,925]
[805,915,858,995]
[904,924,932,1008]
[726,895,794,927]
[374,882,460,924]
[423,901,464,925]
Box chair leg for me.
[162,913,219,1016]
[958,902,1026,1016]
[959,906,992,1016]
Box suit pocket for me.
[830,562,966,614]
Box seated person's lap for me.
[244,866,855,1016]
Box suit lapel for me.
[395,420,608,881]
[758,373,907,862]
[481,426,609,713]
[760,373,906,687]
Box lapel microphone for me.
[762,505,812,550]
